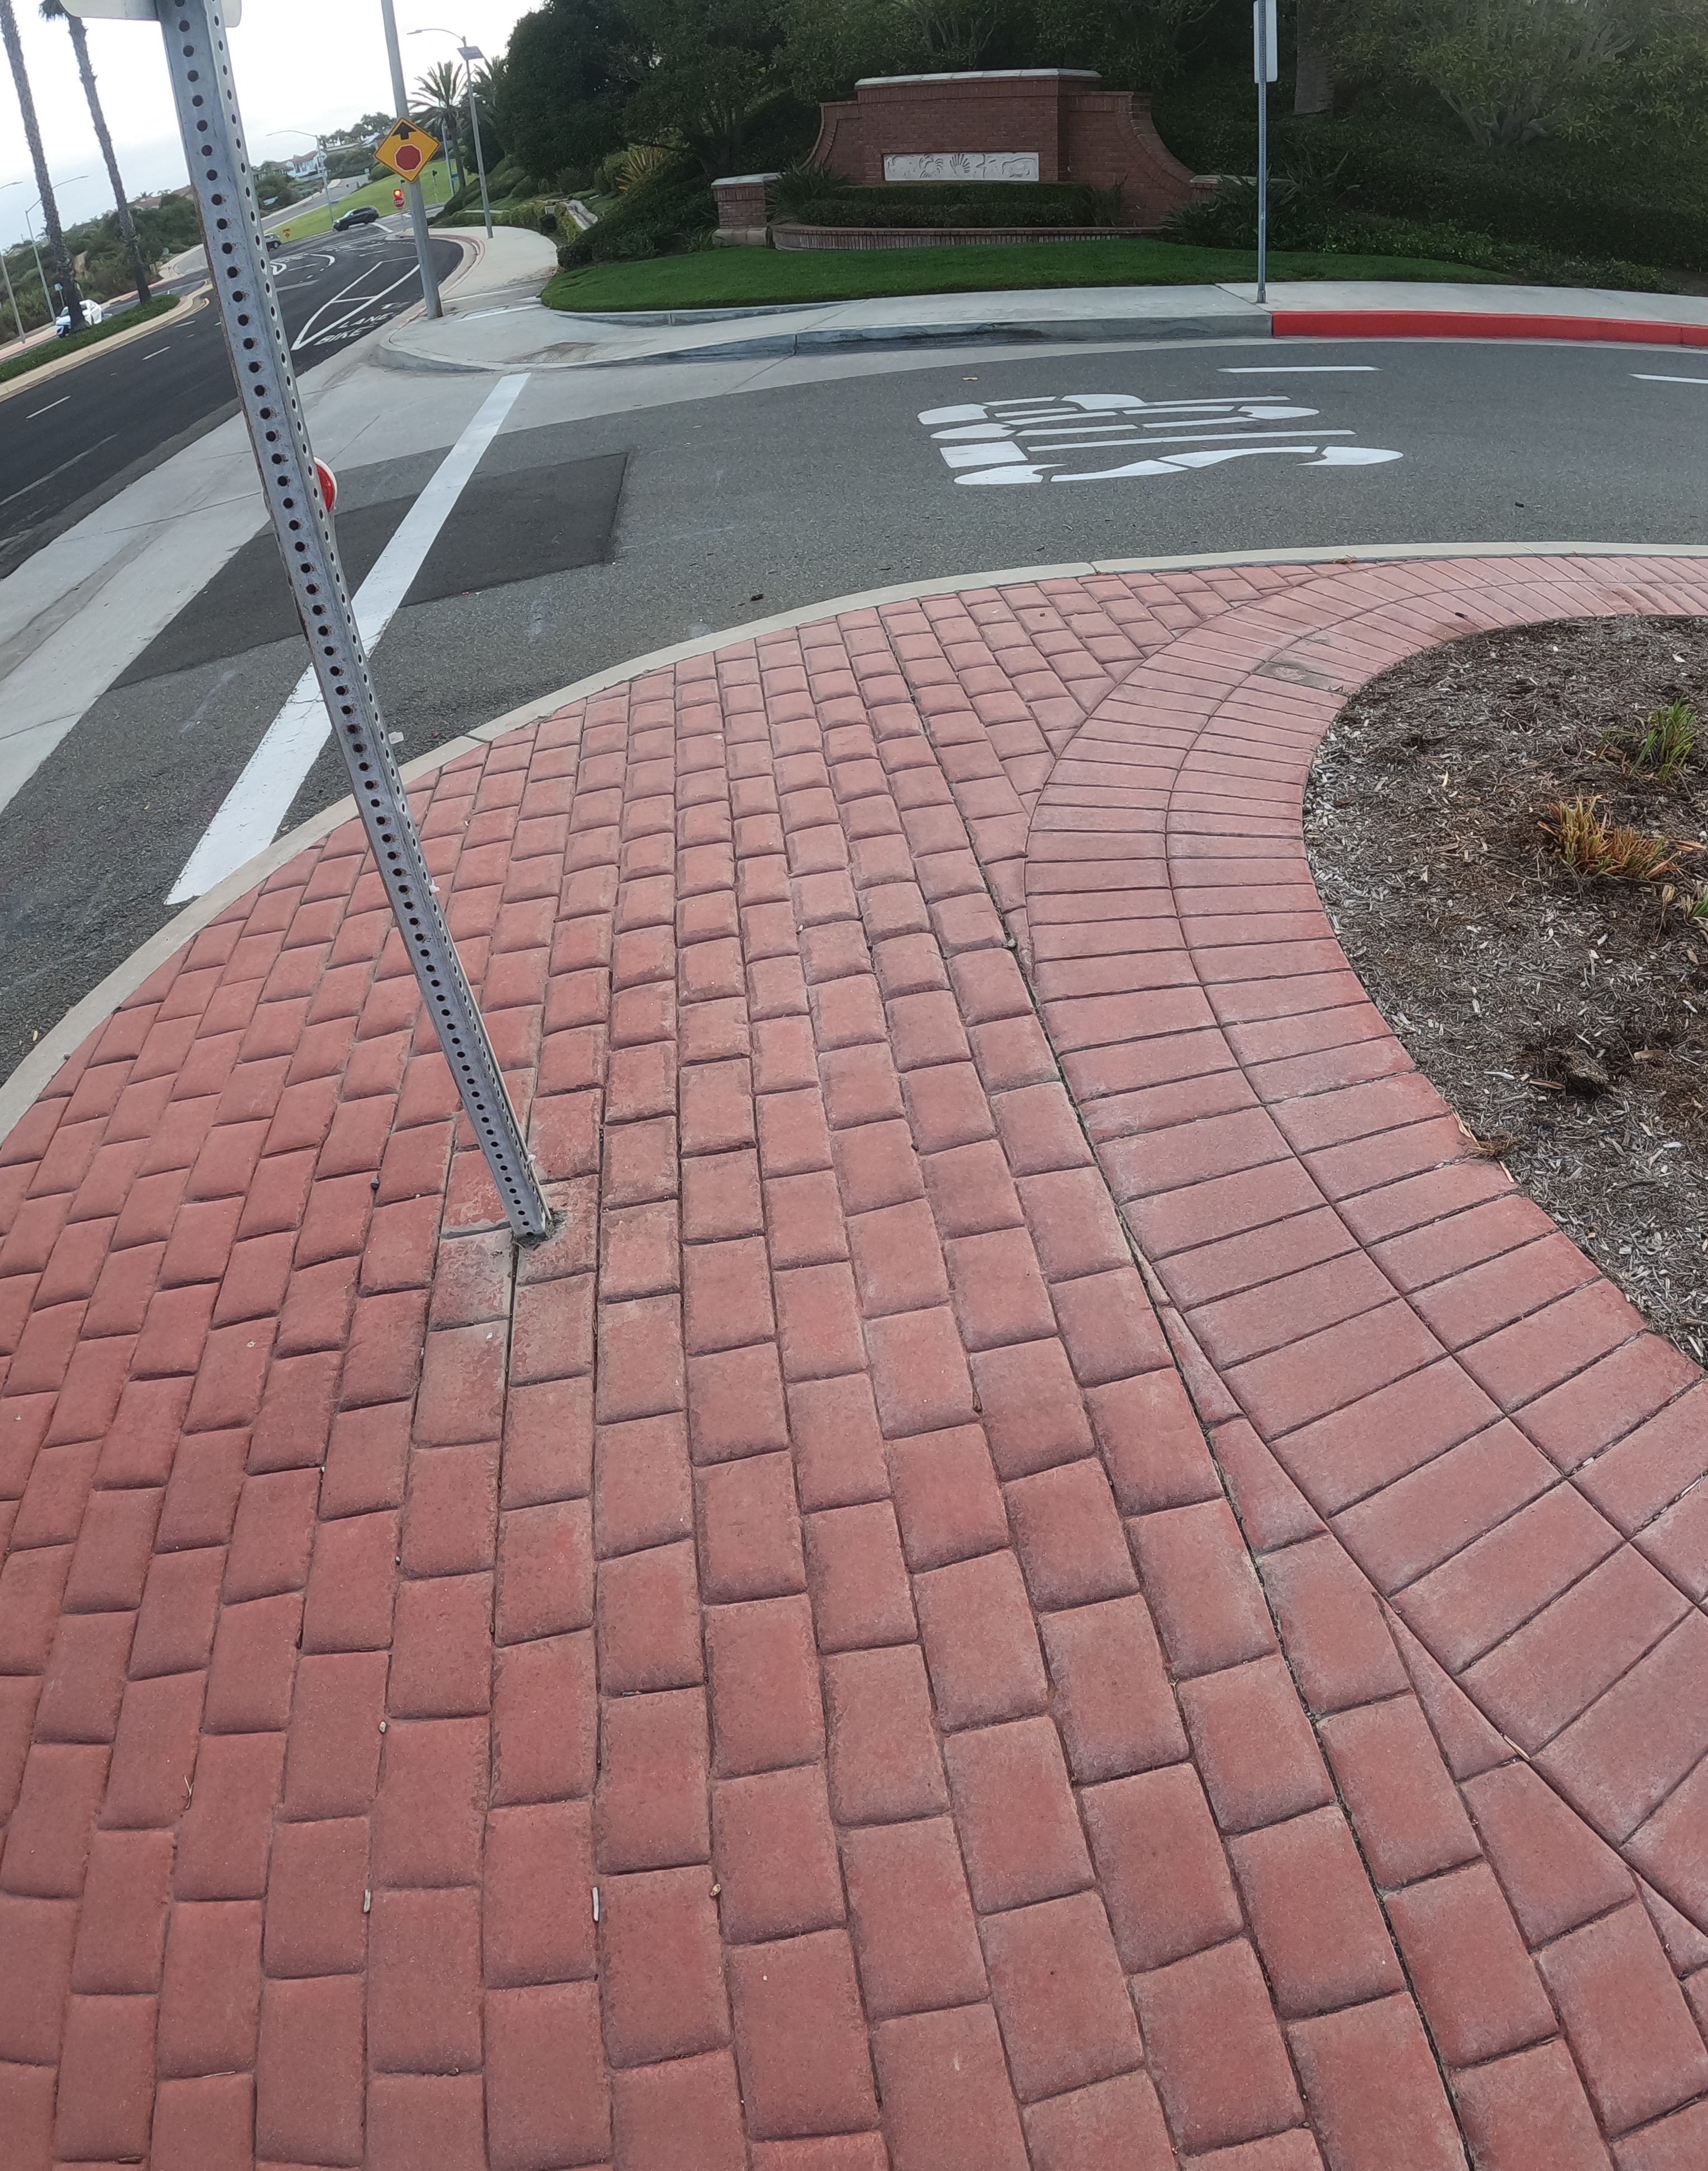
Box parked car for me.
[333,204,380,232]
[54,298,104,336]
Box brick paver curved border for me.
[2,552,1707,2168]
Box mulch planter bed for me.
[1307,614,1708,1360]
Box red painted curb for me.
[1272,307,1708,348]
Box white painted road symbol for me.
[918,391,1403,485]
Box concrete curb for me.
[582,309,1266,367]
[0,286,209,409]
[376,289,1708,376]
[6,537,1708,1151]
[1276,305,1708,348]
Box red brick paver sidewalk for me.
[3,552,1708,2170]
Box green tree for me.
[415,56,471,187]
[1324,0,1700,150]
[623,0,788,174]
[779,0,926,97]
[1030,0,1211,85]
[0,0,82,331]
[252,161,298,210]
[493,0,650,181]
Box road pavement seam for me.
[4,538,1707,1150]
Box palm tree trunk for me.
[0,0,83,330]
[1294,0,1335,119]
[67,13,150,307]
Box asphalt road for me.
[0,224,459,579]
[3,332,1706,1078]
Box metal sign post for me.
[379,0,443,319]
[66,0,553,1244]
[1254,0,1276,305]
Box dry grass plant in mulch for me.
[1307,615,1708,1362]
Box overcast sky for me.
[1,0,537,242]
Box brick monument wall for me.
[807,69,1200,227]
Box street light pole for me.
[462,50,492,239]
[410,28,492,239]
[377,0,441,317]
[0,180,25,337]
[23,211,49,311]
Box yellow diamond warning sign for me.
[375,118,440,181]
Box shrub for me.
[556,151,716,264]
[1544,795,1700,881]
[1165,168,1672,291]
[1154,68,1708,274]
[1603,700,1702,782]
[775,180,1128,229]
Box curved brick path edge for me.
[2,552,1707,2168]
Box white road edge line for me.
[1219,365,1380,372]
[1631,373,1708,384]
[167,370,531,905]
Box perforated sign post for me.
[64,0,556,1245]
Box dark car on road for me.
[333,204,380,232]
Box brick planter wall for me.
[710,173,779,247]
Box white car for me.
[54,298,105,336]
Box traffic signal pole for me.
[379,0,442,318]
[68,0,553,1241]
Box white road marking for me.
[1220,365,1380,372]
[1632,373,1708,384]
[26,396,70,418]
[168,372,531,903]
[922,389,1400,485]
[141,348,171,360]
[289,260,418,353]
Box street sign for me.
[61,0,242,14]
[1252,0,1278,82]
[375,119,439,181]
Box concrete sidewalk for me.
[3,547,1708,2168]
[380,274,1708,373]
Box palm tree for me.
[0,0,81,331]
[41,0,149,306]
[414,59,467,191]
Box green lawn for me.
[0,293,178,388]
[543,236,1492,313]
[271,159,456,241]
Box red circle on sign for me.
[394,144,423,174]
[314,459,338,514]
